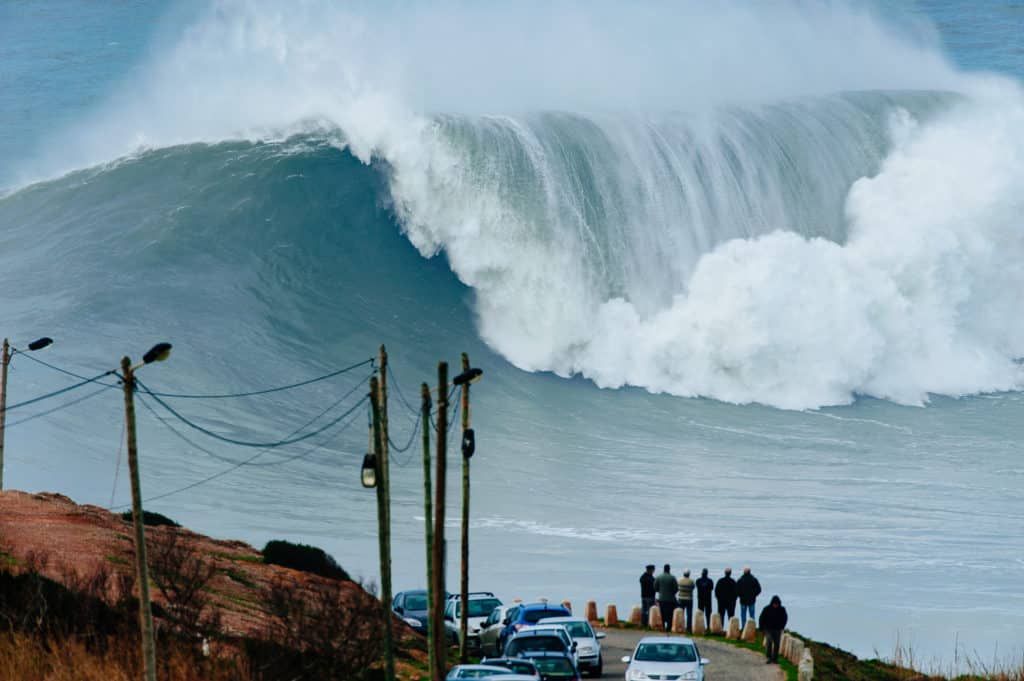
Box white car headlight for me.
[402,617,422,628]
[578,646,595,655]
[629,672,649,681]
[681,671,698,680]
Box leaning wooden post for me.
[432,363,449,681]
[458,352,472,662]
[421,382,435,680]
[370,376,395,681]
[0,339,9,491]
[121,356,157,681]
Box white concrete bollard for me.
[709,612,723,635]
[605,604,619,627]
[648,605,663,631]
[741,619,757,642]
[798,650,814,681]
[789,639,806,666]
[628,606,643,626]
[726,616,741,640]
[780,633,792,661]
[693,610,706,636]
[671,608,686,633]
[585,600,599,623]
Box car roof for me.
[482,676,537,681]
[450,664,513,672]
[518,651,573,659]
[519,602,565,610]
[397,589,428,596]
[535,616,587,624]
[480,657,537,667]
[510,629,566,638]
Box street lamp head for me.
[27,337,53,351]
[142,342,172,364]
[452,367,483,386]
[361,453,377,488]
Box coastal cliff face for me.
[0,490,400,642]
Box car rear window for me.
[507,636,567,655]
[405,595,427,610]
[523,608,568,624]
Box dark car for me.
[518,651,581,681]
[499,602,572,652]
[479,657,540,678]
[503,629,574,660]
[393,590,430,632]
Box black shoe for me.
[765,659,773,664]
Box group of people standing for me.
[639,564,790,664]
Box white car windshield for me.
[634,643,697,663]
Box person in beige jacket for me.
[676,569,695,633]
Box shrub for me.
[261,541,349,581]
[120,510,180,528]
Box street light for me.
[121,341,172,681]
[0,336,55,490]
[361,453,377,488]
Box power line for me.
[113,395,369,510]
[14,350,120,386]
[2,370,118,413]
[4,384,111,428]
[135,377,372,449]
[136,371,372,468]
[144,358,374,399]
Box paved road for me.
[596,628,784,681]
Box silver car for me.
[479,604,516,656]
[621,636,710,681]
[445,664,513,679]
[537,616,606,676]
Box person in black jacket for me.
[695,568,714,629]
[736,566,762,628]
[714,567,737,624]
[758,595,788,663]
[639,564,656,626]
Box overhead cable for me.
[144,358,374,399]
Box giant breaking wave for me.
[8,0,1024,409]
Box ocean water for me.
[1,0,1022,668]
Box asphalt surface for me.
[596,628,785,681]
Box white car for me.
[445,664,513,679]
[519,623,577,665]
[537,615,606,676]
[621,636,710,681]
[445,592,504,649]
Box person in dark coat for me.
[639,564,656,626]
[736,566,762,628]
[758,595,788,663]
[695,568,714,629]
[714,567,737,624]
[653,564,678,631]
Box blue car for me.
[498,602,572,652]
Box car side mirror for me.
[394,606,404,614]
[620,656,631,663]
[595,632,606,639]
[700,658,710,666]
[445,614,454,622]
[572,641,578,650]
[502,617,510,625]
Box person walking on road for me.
[759,595,788,663]
[676,569,695,633]
[654,564,678,631]
[715,567,737,624]
[696,568,714,629]
[639,564,656,626]
[736,566,762,628]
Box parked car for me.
[503,629,574,660]
[620,636,710,681]
[479,604,516,656]
[521,624,577,665]
[498,602,572,652]
[479,676,538,681]
[517,651,581,681]
[445,664,513,679]
[479,657,540,678]
[444,592,503,649]
[537,616,605,676]
[392,589,430,633]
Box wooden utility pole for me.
[0,339,9,491]
[432,362,449,681]
[369,375,395,681]
[421,382,435,680]
[458,352,472,662]
[121,356,157,681]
